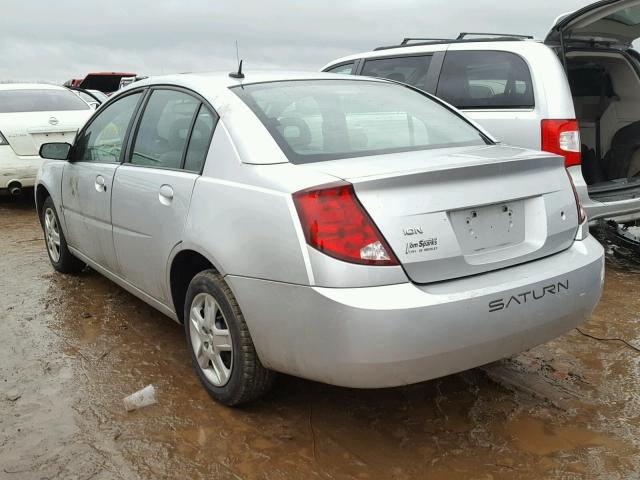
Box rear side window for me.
[436,51,534,109]
[233,79,488,164]
[131,90,200,169]
[325,63,355,75]
[183,105,217,172]
[361,55,432,90]
[0,89,90,113]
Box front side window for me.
[361,55,432,90]
[130,90,200,169]
[436,51,534,109]
[325,63,355,75]
[233,79,488,164]
[73,92,142,163]
[0,89,90,113]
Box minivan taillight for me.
[566,170,586,225]
[541,119,581,167]
[293,182,399,266]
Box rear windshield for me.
[0,89,90,113]
[233,80,488,164]
[607,6,640,26]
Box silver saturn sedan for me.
[35,72,604,405]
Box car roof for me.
[126,70,388,95]
[0,83,69,91]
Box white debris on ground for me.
[123,384,157,412]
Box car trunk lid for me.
[301,145,580,284]
[545,0,640,49]
[0,111,90,156]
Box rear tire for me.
[184,270,275,406]
[41,197,85,274]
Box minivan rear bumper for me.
[228,235,604,388]
[568,165,640,222]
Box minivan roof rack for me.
[457,32,534,40]
[374,33,534,51]
[400,37,455,45]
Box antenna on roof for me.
[229,40,245,79]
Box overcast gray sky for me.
[1,0,594,83]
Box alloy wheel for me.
[189,293,233,386]
[44,208,61,263]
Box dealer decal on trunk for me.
[405,238,438,255]
[403,227,439,255]
[488,280,569,312]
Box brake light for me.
[566,170,586,224]
[541,119,581,167]
[293,182,399,266]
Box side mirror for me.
[40,142,72,161]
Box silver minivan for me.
[323,0,640,223]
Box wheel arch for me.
[169,248,222,323]
[35,183,51,220]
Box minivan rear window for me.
[0,89,91,113]
[233,79,489,164]
[436,51,534,109]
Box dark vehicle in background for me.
[118,75,148,90]
[63,72,137,95]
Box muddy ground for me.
[0,193,639,480]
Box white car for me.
[0,84,93,195]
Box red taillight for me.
[541,119,581,168]
[293,182,399,266]
[566,170,586,224]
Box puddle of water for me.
[500,415,626,456]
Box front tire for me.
[41,197,85,274]
[184,270,275,406]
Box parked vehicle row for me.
[0,0,619,406]
[323,0,640,223]
[35,72,604,405]
[1,80,134,195]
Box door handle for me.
[95,175,107,192]
[159,184,174,204]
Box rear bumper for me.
[0,147,43,189]
[228,235,604,388]
[569,165,640,221]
